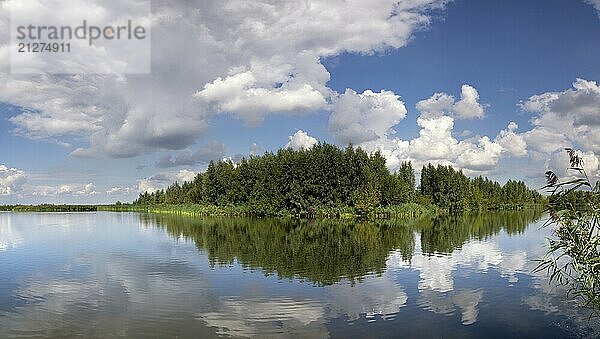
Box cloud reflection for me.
[389,239,528,293]
[417,288,484,325]
[387,234,530,326]
[328,276,408,321]
[0,214,22,251]
[197,297,327,338]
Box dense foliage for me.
[134,143,543,216]
[135,144,416,216]
[537,148,600,313]
[420,164,545,211]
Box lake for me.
[0,211,598,338]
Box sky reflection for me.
[0,212,598,338]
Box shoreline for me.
[0,202,545,220]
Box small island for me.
[1,144,544,219]
[126,144,545,218]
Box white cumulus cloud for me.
[1,0,450,158]
[0,165,26,196]
[415,84,486,120]
[409,116,460,161]
[329,89,408,144]
[285,130,318,151]
[515,79,600,181]
[521,78,600,154]
[495,122,527,157]
[137,169,197,193]
[415,92,455,119]
[453,84,486,119]
[456,136,503,171]
[326,84,508,174]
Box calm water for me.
[0,211,599,338]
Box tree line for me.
[420,163,545,211]
[134,143,544,215]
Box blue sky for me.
[1,0,600,204]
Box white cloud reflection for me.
[387,238,529,293]
[386,233,532,326]
[197,297,327,338]
[328,277,408,322]
[0,214,22,251]
[417,288,484,325]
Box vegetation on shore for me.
[536,148,600,313]
[132,143,544,218]
[100,202,436,219]
[0,204,97,212]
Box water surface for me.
[0,211,598,338]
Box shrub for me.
[536,148,600,313]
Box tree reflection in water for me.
[140,209,542,286]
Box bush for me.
[536,148,600,313]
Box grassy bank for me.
[98,202,438,219]
[2,202,543,220]
[0,204,97,212]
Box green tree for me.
[133,143,543,216]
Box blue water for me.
[0,211,597,338]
